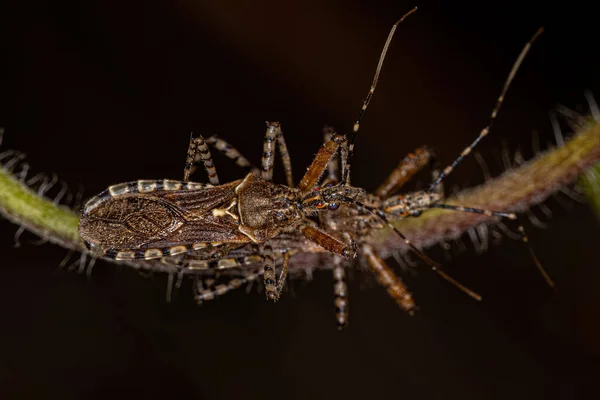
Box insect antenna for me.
[430,203,517,219]
[356,201,482,301]
[518,222,555,288]
[427,27,544,192]
[342,6,418,185]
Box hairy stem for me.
[0,164,82,251]
[371,121,600,254]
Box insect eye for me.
[316,202,326,209]
[327,203,340,211]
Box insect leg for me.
[275,252,290,297]
[298,134,347,192]
[261,122,295,187]
[261,122,280,182]
[204,135,259,174]
[362,244,416,313]
[276,127,294,188]
[332,257,349,329]
[262,242,283,301]
[195,271,261,304]
[299,224,356,258]
[323,126,340,183]
[375,147,434,198]
[184,134,219,184]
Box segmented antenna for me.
[342,6,418,185]
[427,27,544,192]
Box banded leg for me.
[375,147,434,198]
[276,129,294,187]
[262,122,295,187]
[332,257,349,329]
[205,135,259,174]
[262,243,290,301]
[362,244,415,313]
[299,224,357,259]
[184,134,219,184]
[195,271,261,304]
[427,27,544,192]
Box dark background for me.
[1,0,599,399]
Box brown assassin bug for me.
[79,8,552,320]
[79,125,365,301]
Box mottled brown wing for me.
[138,217,249,249]
[79,180,247,250]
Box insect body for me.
[79,122,367,299]
[79,8,551,324]
[80,170,364,261]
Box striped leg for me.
[195,271,261,304]
[332,257,349,329]
[184,134,219,184]
[276,128,294,188]
[262,122,294,187]
[375,147,434,198]
[362,244,416,313]
[262,243,290,301]
[205,135,259,174]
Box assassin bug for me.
[79,8,551,320]
[79,126,365,301]
[78,10,418,301]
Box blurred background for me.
[0,0,599,398]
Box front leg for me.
[298,134,348,192]
[299,224,356,259]
[375,147,434,198]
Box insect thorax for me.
[235,173,302,243]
